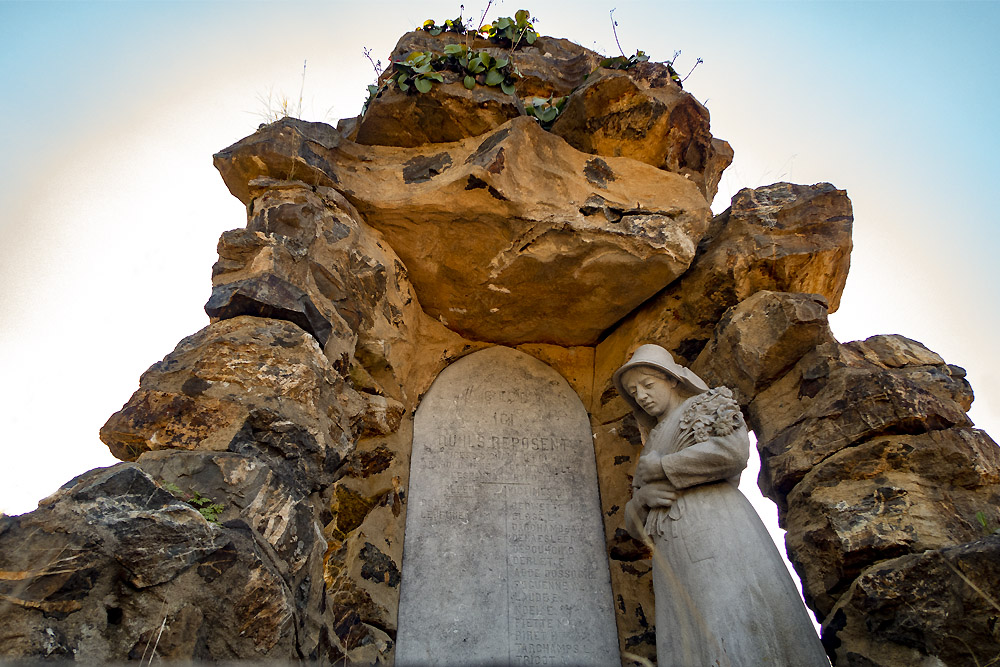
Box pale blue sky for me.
[2,1,998,519]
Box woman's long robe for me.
[624,388,829,667]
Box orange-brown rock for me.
[593,182,853,425]
[100,316,357,491]
[551,64,733,202]
[784,427,1000,618]
[690,292,998,665]
[691,290,835,407]
[216,116,712,346]
[353,31,603,148]
[752,337,973,505]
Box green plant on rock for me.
[162,481,226,524]
[976,510,1000,535]
[391,51,446,93]
[444,43,518,94]
[480,9,537,47]
[524,94,567,128]
[599,50,650,71]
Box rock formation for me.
[1,23,997,667]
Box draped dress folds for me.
[624,388,829,667]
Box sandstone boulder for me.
[822,535,1000,667]
[216,117,711,346]
[785,427,1000,618]
[551,64,733,202]
[691,290,835,407]
[593,181,853,423]
[208,180,424,400]
[100,316,357,491]
[0,464,338,661]
[354,31,603,147]
[751,338,974,505]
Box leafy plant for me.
[480,9,537,47]
[391,51,445,93]
[162,481,226,524]
[524,94,567,128]
[383,43,520,97]
[976,510,999,535]
[599,50,650,71]
[449,45,518,95]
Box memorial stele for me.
[397,346,619,665]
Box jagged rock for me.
[751,338,974,506]
[216,116,711,346]
[205,273,340,347]
[783,427,1000,619]
[212,117,342,205]
[387,31,603,100]
[100,316,357,491]
[592,181,853,424]
[822,535,1000,666]
[684,288,1000,666]
[210,180,421,396]
[691,290,835,407]
[354,31,603,147]
[0,464,337,661]
[551,64,733,202]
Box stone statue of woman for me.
[614,344,829,666]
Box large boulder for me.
[686,293,999,665]
[784,426,1000,618]
[691,290,835,407]
[823,536,1000,667]
[216,116,712,346]
[0,464,337,661]
[99,316,357,492]
[551,64,733,202]
[593,181,853,424]
[353,31,603,147]
[752,337,974,505]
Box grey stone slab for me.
[397,346,619,666]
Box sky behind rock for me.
[1,1,998,528]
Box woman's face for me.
[623,368,679,420]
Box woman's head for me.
[620,366,680,421]
[613,344,710,432]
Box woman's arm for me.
[658,427,750,488]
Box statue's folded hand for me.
[635,480,677,509]
[636,450,667,485]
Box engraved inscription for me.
[397,347,619,666]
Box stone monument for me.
[397,346,619,666]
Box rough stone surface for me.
[752,338,974,505]
[687,292,997,666]
[8,22,999,667]
[551,64,733,202]
[785,427,1000,618]
[216,116,712,346]
[691,290,835,407]
[593,181,853,426]
[354,31,603,148]
[397,347,619,665]
[823,536,1000,667]
[0,464,337,661]
[100,316,356,492]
